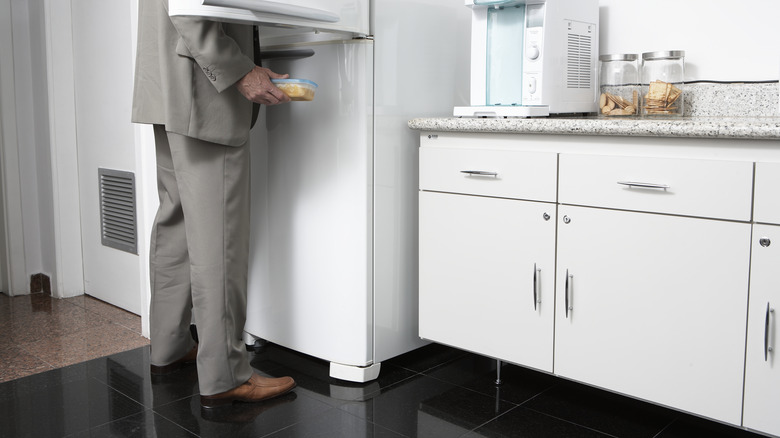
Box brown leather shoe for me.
[150,346,198,375]
[200,373,297,408]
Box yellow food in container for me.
[272,78,318,101]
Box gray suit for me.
[132,0,255,146]
[132,0,257,395]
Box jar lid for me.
[599,54,638,62]
[642,50,685,60]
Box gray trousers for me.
[149,124,253,396]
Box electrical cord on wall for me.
[686,79,779,84]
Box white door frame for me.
[0,0,86,297]
[42,0,85,298]
[129,0,155,336]
[0,0,30,295]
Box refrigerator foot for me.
[329,362,381,383]
[243,332,268,352]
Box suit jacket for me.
[132,0,256,146]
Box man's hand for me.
[236,66,291,105]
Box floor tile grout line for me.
[70,381,149,436]
[151,397,206,437]
[521,404,624,438]
[258,406,342,438]
[358,371,424,399]
[459,403,523,438]
[338,407,412,438]
[652,417,679,438]
[142,408,201,438]
[15,342,59,369]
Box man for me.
[131,0,296,408]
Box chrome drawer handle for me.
[565,270,573,318]
[461,170,498,178]
[617,181,670,190]
[766,302,775,362]
[533,264,541,311]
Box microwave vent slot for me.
[566,30,593,89]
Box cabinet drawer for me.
[754,162,780,225]
[419,147,557,202]
[559,154,753,221]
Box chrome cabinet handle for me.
[565,270,572,318]
[533,264,541,311]
[617,181,670,190]
[766,302,775,362]
[461,170,498,178]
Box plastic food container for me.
[599,54,640,117]
[641,51,685,117]
[272,78,318,101]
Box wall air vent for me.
[566,21,594,89]
[98,168,137,254]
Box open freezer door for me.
[169,0,369,36]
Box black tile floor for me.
[0,342,768,437]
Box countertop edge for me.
[407,117,780,141]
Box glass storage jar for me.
[599,54,640,117]
[641,50,685,117]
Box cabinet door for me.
[754,163,780,225]
[419,191,556,372]
[743,224,780,436]
[555,205,750,424]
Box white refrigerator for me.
[169,0,470,382]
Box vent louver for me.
[99,168,137,254]
[567,33,593,89]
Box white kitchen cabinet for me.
[743,227,780,437]
[744,164,780,436]
[419,191,556,371]
[418,146,558,372]
[417,134,768,432]
[554,204,751,424]
[554,153,753,424]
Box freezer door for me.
[169,0,369,35]
[246,40,375,367]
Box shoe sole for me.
[200,383,297,409]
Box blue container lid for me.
[271,78,318,88]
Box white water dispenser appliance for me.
[454,0,599,118]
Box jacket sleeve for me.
[167,11,255,93]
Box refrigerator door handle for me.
[203,0,339,23]
[260,49,316,61]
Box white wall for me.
[599,0,780,82]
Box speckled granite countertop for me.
[409,83,780,140]
[408,116,780,140]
